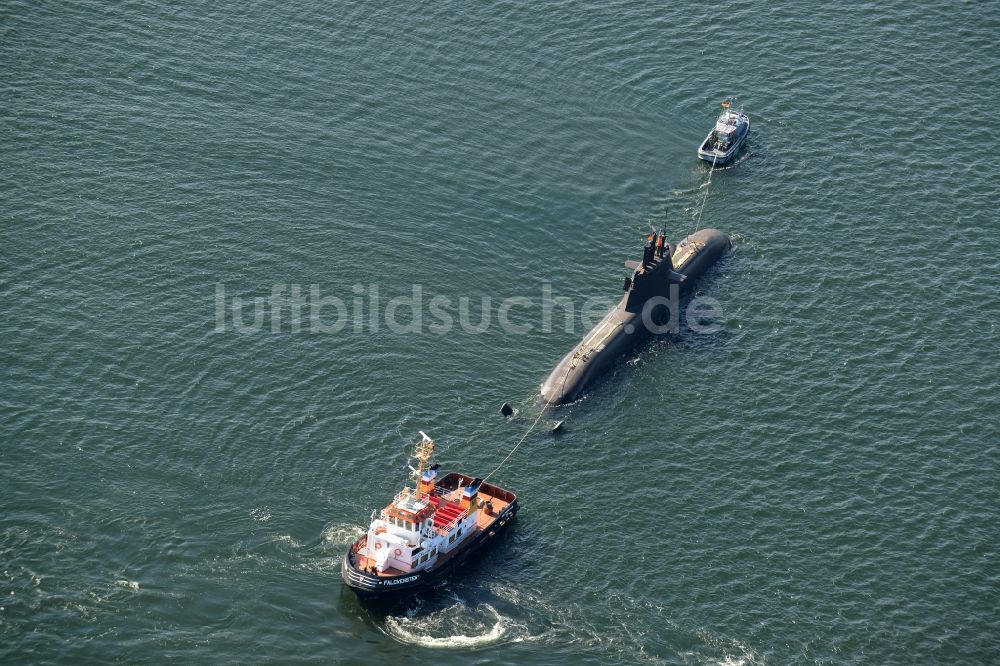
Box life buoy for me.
[374,542,382,549]
[394,548,402,556]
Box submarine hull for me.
[540,228,731,405]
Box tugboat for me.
[341,432,518,600]
[697,97,750,165]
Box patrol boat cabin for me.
[697,97,750,165]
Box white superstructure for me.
[359,433,482,574]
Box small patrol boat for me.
[697,97,750,165]
[341,432,518,600]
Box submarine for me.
[540,227,731,405]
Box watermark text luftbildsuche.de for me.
[214,283,724,336]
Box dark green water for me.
[3,1,998,663]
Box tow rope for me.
[483,365,572,483]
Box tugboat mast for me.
[402,431,435,500]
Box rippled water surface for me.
[3,1,998,663]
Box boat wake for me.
[692,627,760,666]
[321,522,366,547]
[383,596,522,649]
[714,150,752,169]
[294,522,366,573]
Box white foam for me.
[301,556,342,573]
[273,534,303,548]
[384,602,510,649]
[115,579,139,591]
[716,658,749,666]
[322,523,365,546]
[695,628,759,666]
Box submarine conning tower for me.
[622,229,686,312]
[539,227,731,405]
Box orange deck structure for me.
[352,485,512,577]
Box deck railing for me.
[391,488,434,506]
[435,509,469,535]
